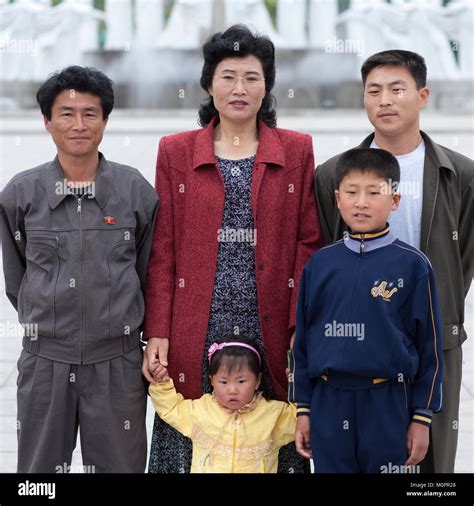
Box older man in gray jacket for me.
[315,50,473,473]
[0,66,158,473]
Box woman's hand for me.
[142,337,169,384]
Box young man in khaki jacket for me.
[315,50,473,473]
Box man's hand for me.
[405,422,429,466]
[142,337,169,384]
[295,415,312,459]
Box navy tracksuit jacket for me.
[290,225,443,472]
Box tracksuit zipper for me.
[77,196,84,364]
[360,234,365,254]
[347,233,364,319]
[340,234,364,370]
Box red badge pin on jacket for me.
[104,216,116,225]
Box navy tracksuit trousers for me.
[310,373,411,473]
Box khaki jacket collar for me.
[359,131,456,174]
[358,130,456,252]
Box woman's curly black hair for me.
[198,24,277,128]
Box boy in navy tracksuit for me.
[291,148,443,473]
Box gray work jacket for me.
[1,153,159,363]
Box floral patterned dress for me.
[148,156,308,474]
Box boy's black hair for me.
[198,24,277,128]
[208,335,262,378]
[36,66,114,120]
[335,148,400,189]
[361,49,427,89]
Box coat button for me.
[263,315,268,321]
[259,263,264,270]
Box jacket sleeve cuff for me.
[296,403,311,417]
[412,408,433,427]
[142,334,170,341]
[143,315,171,340]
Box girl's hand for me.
[405,422,429,466]
[150,360,170,382]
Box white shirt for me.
[370,140,425,248]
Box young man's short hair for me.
[361,50,427,89]
[36,66,114,120]
[335,148,400,189]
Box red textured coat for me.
[144,117,323,400]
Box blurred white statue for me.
[157,0,211,49]
[35,0,104,80]
[396,0,459,80]
[0,0,104,81]
[309,0,338,49]
[75,0,102,52]
[135,0,165,48]
[225,0,285,47]
[104,0,133,50]
[444,0,473,79]
[158,0,284,49]
[337,0,405,75]
[277,0,306,48]
[337,0,461,81]
[0,0,48,81]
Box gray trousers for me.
[17,345,147,473]
[421,347,462,473]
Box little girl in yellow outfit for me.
[149,336,296,473]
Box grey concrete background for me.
[1,110,472,473]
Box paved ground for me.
[0,110,472,473]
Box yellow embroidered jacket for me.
[149,379,296,473]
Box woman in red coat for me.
[142,24,323,473]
